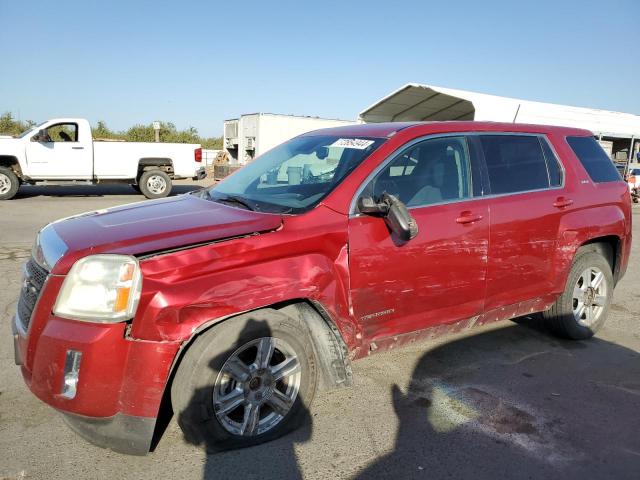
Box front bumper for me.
[62,411,156,455]
[13,312,180,455]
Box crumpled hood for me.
[47,194,283,274]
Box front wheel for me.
[544,251,613,339]
[171,309,317,451]
[139,170,172,199]
[0,166,20,200]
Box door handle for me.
[72,146,84,150]
[456,211,483,224]
[553,197,573,208]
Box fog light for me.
[61,350,82,399]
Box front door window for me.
[360,136,472,209]
[43,123,78,143]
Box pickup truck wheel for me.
[543,251,613,339]
[139,170,172,199]
[0,167,19,200]
[171,309,317,451]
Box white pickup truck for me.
[0,118,205,200]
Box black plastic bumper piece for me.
[193,167,207,180]
[61,411,156,456]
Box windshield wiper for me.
[213,195,257,211]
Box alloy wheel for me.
[212,337,301,436]
[572,266,607,327]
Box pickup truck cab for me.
[13,122,632,455]
[0,118,204,199]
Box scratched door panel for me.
[477,134,570,311]
[348,199,489,342]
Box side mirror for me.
[31,130,46,142]
[358,193,419,241]
[357,195,389,215]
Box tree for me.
[0,112,36,137]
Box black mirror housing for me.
[31,130,46,142]
[382,193,419,241]
[358,193,418,241]
[357,196,388,215]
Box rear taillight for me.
[195,148,202,163]
[629,175,636,184]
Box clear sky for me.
[1,0,638,137]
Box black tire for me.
[543,251,613,339]
[0,166,20,200]
[139,170,172,199]
[171,309,318,451]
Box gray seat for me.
[408,151,460,206]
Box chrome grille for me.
[16,257,49,331]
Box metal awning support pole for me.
[630,136,635,163]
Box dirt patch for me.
[0,246,30,262]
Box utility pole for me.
[153,121,160,143]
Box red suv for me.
[13,122,632,454]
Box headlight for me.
[53,255,142,323]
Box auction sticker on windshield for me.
[330,138,375,149]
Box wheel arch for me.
[160,298,353,415]
[0,155,23,178]
[577,235,621,284]
[147,298,353,449]
[137,158,174,180]
[554,204,627,293]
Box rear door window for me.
[479,135,552,195]
[566,136,621,182]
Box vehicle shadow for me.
[354,319,640,479]
[14,184,203,198]
[176,319,312,480]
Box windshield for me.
[201,135,385,213]
[16,121,47,138]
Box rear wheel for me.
[0,167,19,200]
[139,170,172,199]
[544,251,613,339]
[171,309,317,451]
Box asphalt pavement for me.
[1,182,639,479]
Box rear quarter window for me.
[566,136,621,182]
[540,137,563,187]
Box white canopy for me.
[360,83,640,139]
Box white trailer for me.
[224,113,356,165]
